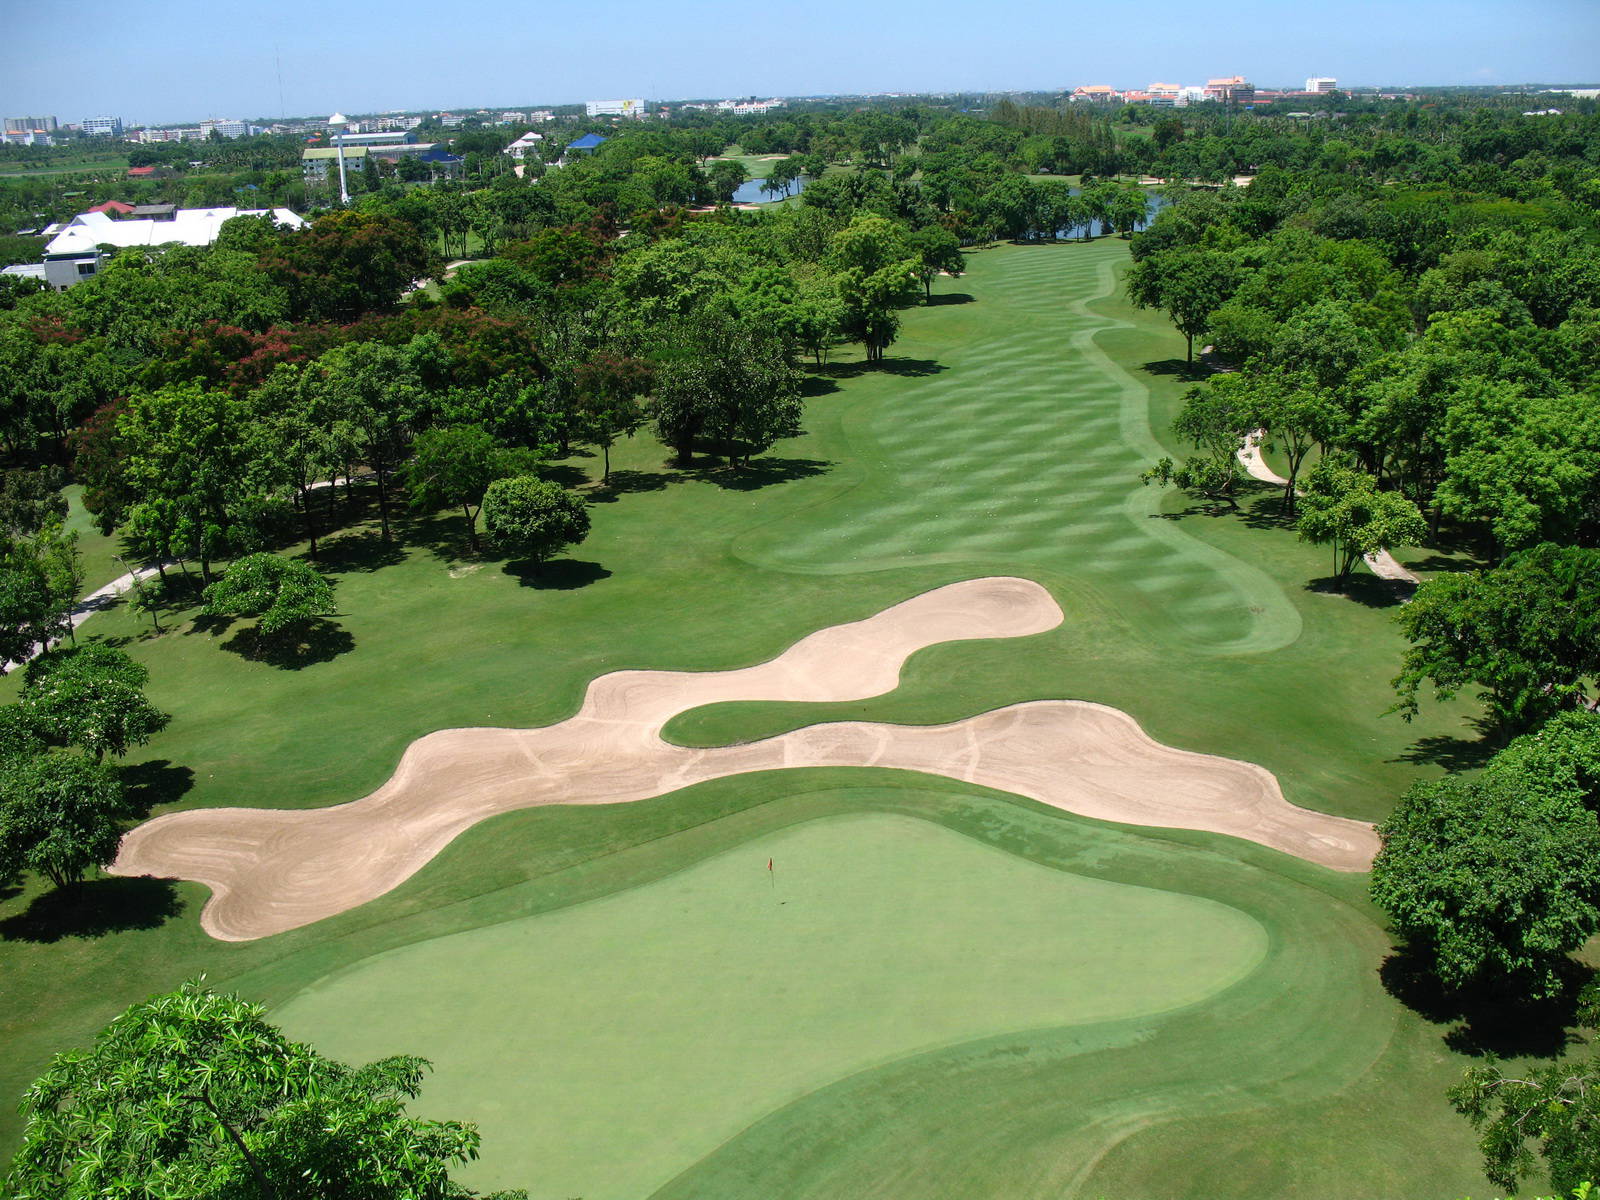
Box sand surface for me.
[112,577,1377,940]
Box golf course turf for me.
[0,237,1503,1196]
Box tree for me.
[1126,248,1237,362]
[117,381,266,584]
[0,559,62,672]
[1392,544,1600,730]
[1251,371,1345,514]
[482,476,590,573]
[706,159,747,203]
[827,214,921,363]
[315,340,429,543]
[202,552,337,646]
[403,427,536,553]
[574,353,652,484]
[651,318,802,467]
[906,226,964,301]
[1296,458,1427,587]
[0,754,129,890]
[21,644,170,762]
[5,979,524,1200]
[259,210,433,324]
[1371,767,1600,999]
[1451,1051,1600,1194]
[1140,375,1253,507]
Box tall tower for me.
[328,112,352,205]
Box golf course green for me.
[0,237,1494,1196]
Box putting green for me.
[274,812,1266,1199]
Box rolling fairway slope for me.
[0,238,1490,1197]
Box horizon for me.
[5,0,1598,128]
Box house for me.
[558,133,606,165]
[87,200,136,216]
[504,131,545,161]
[38,206,306,290]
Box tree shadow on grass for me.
[926,292,975,305]
[0,877,184,944]
[121,758,194,815]
[316,530,406,575]
[1141,358,1211,383]
[807,357,947,382]
[686,456,832,492]
[586,469,675,502]
[501,558,611,590]
[1380,946,1595,1059]
[1391,717,1501,772]
[1305,574,1415,610]
[542,462,591,489]
[219,619,353,669]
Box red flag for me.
[767,858,772,871]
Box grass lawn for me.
[0,237,1506,1197]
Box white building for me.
[1305,77,1338,94]
[504,131,545,160]
[37,206,306,290]
[1,129,53,146]
[200,119,251,138]
[586,98,646,119]
[82,115,124,137]
[1178,86,1209,104]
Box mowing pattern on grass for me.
[744,249,1300,658]
[112,577,1374,940]
[274,812,1270,1200]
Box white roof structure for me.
[1,263,47,280]
[44,207,306,258]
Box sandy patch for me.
[111,577,1376,940]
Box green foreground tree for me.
[404,427,537,553]
[202,552,337,648]
[1296,458,1427,587]
[482,476,591,573]
[6,979,526,1200]
[0,754,129,891]
[21,645,169,762]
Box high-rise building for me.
[200,119,249,138]
[5,116,58,133]
[81,116,124,137]
[1305,77,1337,94]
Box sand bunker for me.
[111,577,1377,940]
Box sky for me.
[4,0,1598,126]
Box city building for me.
[1178,85,1209,104]
[81,116,124,137]
[585,99,646,119]
[1204,76,1254,103]
[301,142,461,182]
[1305,77,1338,94]
[1,129,54,146]
[37,205,306,290]
[1145,82,1181,105]
[199,119,251,138]
[5,116,57,133]
[1070,85,1119,103]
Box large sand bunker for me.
[112,577,1377,940]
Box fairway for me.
[275,812,1267,1198]
[0,239,1491,1197]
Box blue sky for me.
[4,0,1597,125]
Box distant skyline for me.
[4,0,1598,126]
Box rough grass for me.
[0,237,1502,1197]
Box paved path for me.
[5,474,373,671]
[1236,430,1419,586]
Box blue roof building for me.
[567,133,606,151]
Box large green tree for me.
[1393,544,1600,730]
[482,476,591,573]
[1296,458,1427,587]
[21,645,169,762]
[0,753,128,891]
[259,210,433,324]
[1126,248,1237,362]
[202,552,337,649]
[1452,1049,1600,1194]
[5,979,525,1200]
[827,214,921,363]
[404,427,536,553]
[1371,767,1600,998]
